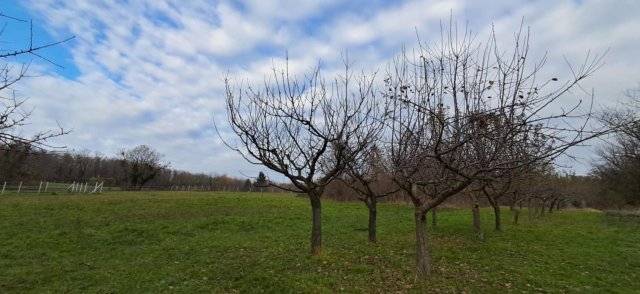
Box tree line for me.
[0,143,259,191]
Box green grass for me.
[1,191,638,293]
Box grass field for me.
[1,191,638,293]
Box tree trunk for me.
[414,211,431,277]
[368,197,377,243]
[309,192,322,255]
[472,199,484,240]
[492,203,501,232]
[486,194,501,232]
[515,200,524,224]
[548,198,557,213]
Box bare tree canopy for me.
[220,58,382,255]
[382,23,605,277]
[0,12,74,151]
[592,85,640,207]
[118,145,169,190]
[340,144,399,243]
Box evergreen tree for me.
[254,172,269,192]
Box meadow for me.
[0,191,638,293]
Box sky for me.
[2,0,639,179]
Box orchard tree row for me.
[221,23,611,278]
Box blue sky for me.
[3,0,640,178]
[1,3,78,77]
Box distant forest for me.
[0,141,626,209]
[0,142,257,191]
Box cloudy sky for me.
[2,0,639,178]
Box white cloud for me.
[10,0,640,176]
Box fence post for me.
[38,181,43,194]
[1,182,5,194]
[84,183,88,193]
[18,181,22,193]
[45,182,49,192]
[90,181,104,194]
[68,182,76,193]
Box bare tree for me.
[383,22,605,277]
[592,86,640,207]
[341,145,398,243]
[597,86,640,142]
[118,145,169,190]
[505,166,552,224]
[480,172,515,232]
[220,59,381,255]
[1,13,73,151]
[477,124,556,232]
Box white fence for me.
[1,181,104,195]
[1,181,280,194]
